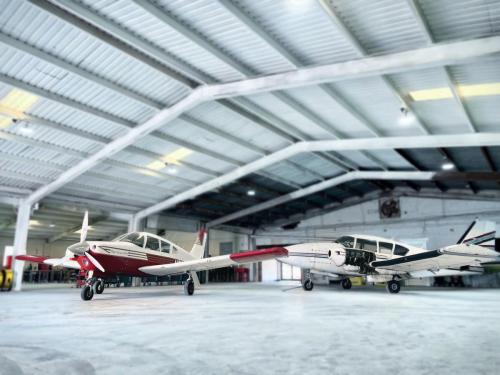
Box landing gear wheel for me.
[93,279,104,294]
[184,279,195,296]
[81,285,94,301]
[386,280,401,294]
[341,278,352,290]
[303,279,314,291]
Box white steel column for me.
[12,201,31,291]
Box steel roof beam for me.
[218,0,390,170]
[406,0,481,193]
[17,32,500,205]
[134,133,500,222]
[131,0,358,173]
[0,129,196,187]
[206,170,500,227]
[206,171,436,227]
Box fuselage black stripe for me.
[371,250,442,268]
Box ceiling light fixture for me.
[18,124,33,135]
[441,162,454,171]
[398,107,414,126]
[165,164,178,175]
[247,189,256,196]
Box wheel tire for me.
[81,285,94,301]
[93,280,104,294]
[341,278,352,290]
[303,279,314,291]
[184,280,195,296]
[386,280,401,294]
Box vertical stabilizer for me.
[190,228,207,259]
[457,220,496,249]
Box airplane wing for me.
[371,244,499,274]
[139,247,287,276]
[15,255,81,270]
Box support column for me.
[128,215,143,232]
[12,201,31,292]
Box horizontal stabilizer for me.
[16,255,47,263]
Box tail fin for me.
[457,220,496,250]
[190,228,207,259]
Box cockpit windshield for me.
[120,232,145,248]
[335,236,355,248]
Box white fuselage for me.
[277,235,436,281]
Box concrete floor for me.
[1,283,499,375]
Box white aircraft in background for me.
[275,220,499,294]
[17,212,287,301]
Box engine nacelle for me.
[328,246,346,267]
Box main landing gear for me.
[184,274,195,296]
[386,279,401,294]
[302,278,314,291]
[81,278,105,301]
[341,278,352,290]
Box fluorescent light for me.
[247,189,256,196]
[145,160,165,171]
[409,87,453,101]
[0,89,39,114]
[29,220,41,226]
[145,148,193,171]
[49,224,55,228]
[409,82,500,102]
[442,162,454,170]
[0,115,11,129]
[163,148,192,165]
[458,83,500,97]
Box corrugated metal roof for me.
[0,0,498,236]
[331,0,428,55]
[419,0,500,42]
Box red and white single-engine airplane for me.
[16,212,287,301]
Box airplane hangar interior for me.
[1,0,500,374]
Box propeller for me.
[85,251,105,273]
[80,210,89,243]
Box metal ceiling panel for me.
[419,0,500,42]
[331,0,428,55]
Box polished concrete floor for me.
[1,282,499,375]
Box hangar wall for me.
[255,196,500,249]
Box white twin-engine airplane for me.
[16,212,287,301]
[276,220,500,294]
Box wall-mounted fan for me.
[379,197,401,219]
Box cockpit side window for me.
[355,239,377,252]
[160,240,171,253]
[394,244,409,256]
[122,233,145,248]
[379,242,394,255]
[335,236,355,248]
[145,236,160,251]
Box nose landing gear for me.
[81,277,104,301]
[81,283,94,301]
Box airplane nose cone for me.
[67,241,89,256]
